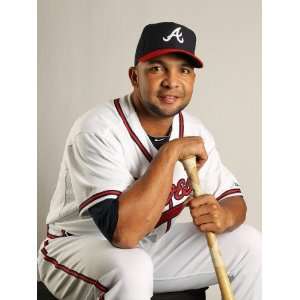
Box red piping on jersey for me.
[156,203,185,228]
[47,231,63,239]
[179,112,184,138]
[41,240,107,299]
[46,225,73,239]
[166,112,183,232]
[165,196,174,232]
[114,98,153,162]
[79,190,122,213]
[216,188,242,201]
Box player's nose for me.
[161,70,180,89]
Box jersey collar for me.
[114,95,184,162]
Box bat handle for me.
[181,156,235,300]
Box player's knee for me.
[118,248,153,282]
[114,248,153,297]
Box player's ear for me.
[129,67,139,87]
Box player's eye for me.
[181,67,192,74]
[149,65,163,73]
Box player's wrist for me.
[158,142,180,163]
[222,206,235,231]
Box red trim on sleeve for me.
[216,188,242,201]
[114,98,152,162]
[79,190,122,213]
[40,241,108,297]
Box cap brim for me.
[138,48,203,68]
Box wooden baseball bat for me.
[181,156,235,300]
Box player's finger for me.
[193,214,214,225]
[189,204,214,218]
[195,143,208,169]
[196,155,207,169]
[182,136,207,167]
[198,222,220,233]
[188,194,216,208]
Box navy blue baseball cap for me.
[135,22,203,68]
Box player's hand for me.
[187,194,233,233]
[163,136,208,169]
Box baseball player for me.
[38,22,261,300]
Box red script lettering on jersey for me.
[166,178,192,204]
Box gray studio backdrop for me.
[38,1,261,298]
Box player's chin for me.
[157,99,187,116]
[156,105,183,118]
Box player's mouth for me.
[158,94,180,104]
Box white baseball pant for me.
[38,223,261,300]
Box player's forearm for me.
[113,145,178,248]
[220,196,247,232]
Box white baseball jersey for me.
[46,95,243,240]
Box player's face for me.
[133,54,196,118]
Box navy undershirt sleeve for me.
[88,198,119,242]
